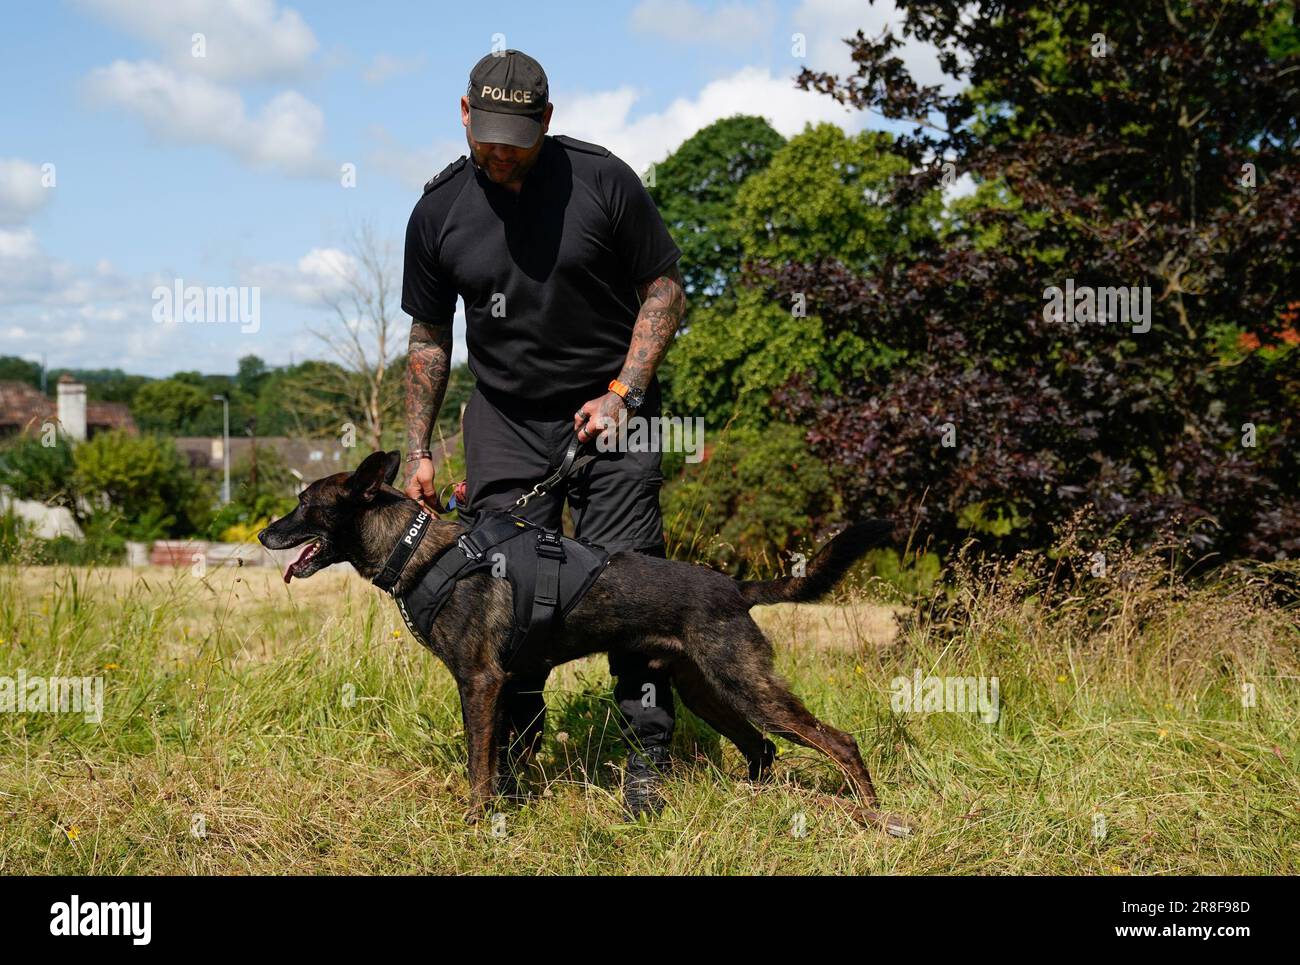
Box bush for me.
[0,508,125,565]
[661,422,838,576]
[0,436,79,510]
[74,431,213,539]
[774,2,1300,560]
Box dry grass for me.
[1,549,1297,875]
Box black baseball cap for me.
[466,50,549,148]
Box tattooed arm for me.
[404,318,453,507]
[574,263,687,442]
[618,263,687,395]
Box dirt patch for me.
[753,601,903,651]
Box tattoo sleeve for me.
[406,318,453,453]
[619,263,686,392]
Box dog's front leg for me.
[458,671,504,822]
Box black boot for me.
[622,744,671,819]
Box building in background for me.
[0,376,136,440]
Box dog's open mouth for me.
[284,540,321,583]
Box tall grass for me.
[0,537,1296,874]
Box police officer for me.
[401,50,687,818]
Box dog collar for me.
[373,506,433,594]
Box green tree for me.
[206,444,298,540]
[74,431,212,538]
[0,437,79,514]
[734,124,938,270]
[662,422,838,575]
[46,367,148,404]
[0,356,42,387]
[667,123,939,428]
[777,0,1300,557]
[236,355,269,396]
[648,115,786,304]
[132,379,212,434]
[437,362,476,439]
[276,359,358,439]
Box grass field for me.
[1,550,1297,875]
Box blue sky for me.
[1,0,946,377]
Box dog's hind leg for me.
[457,671,505,820]
[759,687,878,805]
[690,616,914,835]
[671,659,776,781]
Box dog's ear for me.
[349,450,402,502]
[383,449,401,485]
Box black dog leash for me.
[514,432,596,509]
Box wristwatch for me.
[608,378,645,412]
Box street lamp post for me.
[213,394,230,505]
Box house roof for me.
[0,380,138,436]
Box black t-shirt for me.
[401,134,681,411]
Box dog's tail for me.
[736,520,895,607]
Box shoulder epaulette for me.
[554,134,611,157]
[423,156,469,195]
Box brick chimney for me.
[57,374,87,441]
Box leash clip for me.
[513,434,595,509]
[514,482,546,509]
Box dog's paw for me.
[746,739,778,782]
[860,809,917,838]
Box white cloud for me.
[0,159,52,225]
[0,232,191,368]
[792,0,965,92]
[0,246,292,374]
[372,63,871,189]
[0,228,69,304]
[362,52,425,85]
[630,0,774,49]
[943,170,976,202]
[561,65,863,174]
[86,60,328,176]
[243,247,356,304]
[78,0,318,83]
[245,245,468,364]
[0,226,42,260]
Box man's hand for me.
[404,457,440,516]
[574,391,626,446]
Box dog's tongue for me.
[284,542,318,584]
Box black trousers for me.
[457,381,675,757]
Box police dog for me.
[259,450,910,835]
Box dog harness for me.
[373,508,611,675]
